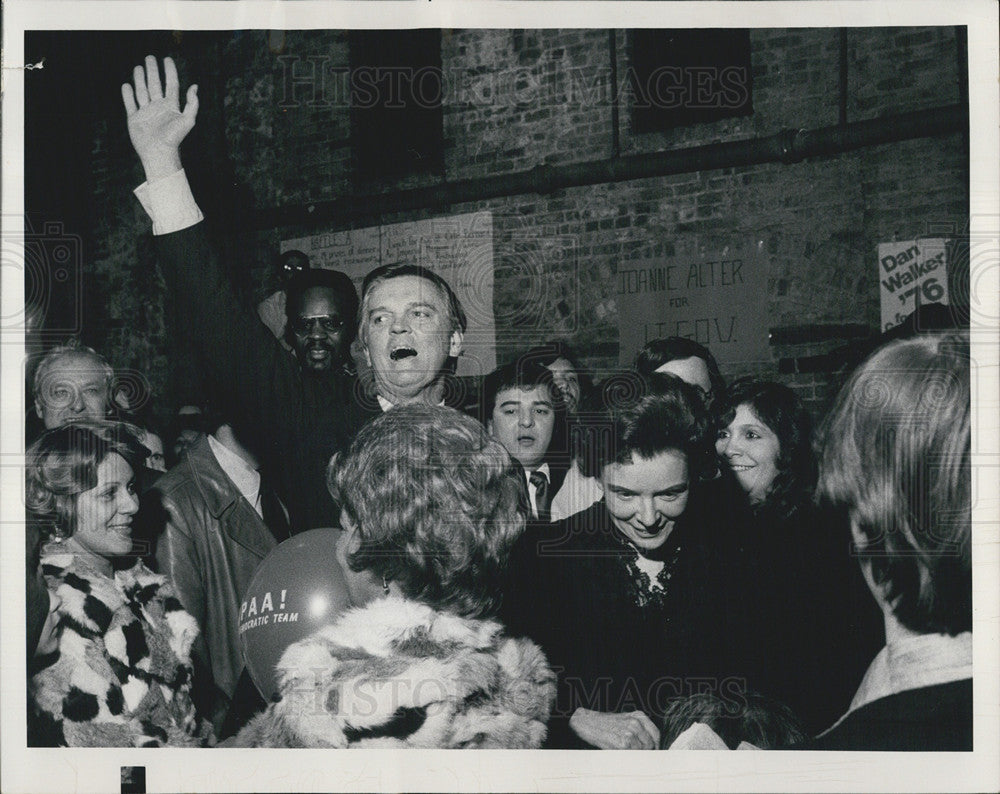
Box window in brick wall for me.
[628,29,753,133]
[349,29,444,183]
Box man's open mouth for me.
[390,347,418,361]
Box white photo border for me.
[2,2,997,792]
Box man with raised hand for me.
[123,56,466,531]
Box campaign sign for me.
[878,238,950,332]
[617,245,770,368]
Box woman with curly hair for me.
[26,421,212,747]
[233,404,555,748]
[714,379,882,735]
[714,378,815,513]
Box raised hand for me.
[121,55,199,182]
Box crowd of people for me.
[24,56,973,752]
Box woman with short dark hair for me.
[799,333,971,750]
[26,421,211,747]
[234,405,556,748]
[504,376,739,749]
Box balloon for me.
[238,528,351,702]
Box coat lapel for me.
[185,437,277,559]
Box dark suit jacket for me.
[794,679,973,751]
[155,222,370,532]
[730,499,884,735]
[155,222,479,530]
[153,435,281,732]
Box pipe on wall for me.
[256,102,968,231]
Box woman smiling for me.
[504,376,737,749]
[26,421,211,747]
[714,379,882,734]
[715,379,815,512]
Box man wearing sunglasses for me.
[123,56,474,534]
[123,56,366,533]
[284,269,358,374]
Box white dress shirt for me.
[206,434,262,518]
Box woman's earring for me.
[382,575,390,596]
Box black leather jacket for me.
[153,435,281,732]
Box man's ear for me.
[850,519,885,604]
[849,519,867,551]
[34,396,44,420]
[486,418,494,436]
[112,387,130,412]
[448,330,463,358]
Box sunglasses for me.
[290,314,345,334]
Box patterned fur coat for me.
[233,596,556,748]
[30,551,213,747]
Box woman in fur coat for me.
[26,421,212,747]
[234,405,556,748]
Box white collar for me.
[821,631,972,735]
[525,462,550,483]
[376,394,446,412]
[207,434,261,509]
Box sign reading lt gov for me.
[617,244,770,368]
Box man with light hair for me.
[122,56,467,531]
[32,340,115,430]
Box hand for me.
[569,708,661,750]
[121,55,199,181]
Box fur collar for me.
[31,553,210,747]
[236,596,555,748]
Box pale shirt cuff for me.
[133,168,204,235]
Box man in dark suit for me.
[482,359,569,522]
[123,56,466,532]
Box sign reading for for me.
[878,239,950,332]
[617,246,769,367]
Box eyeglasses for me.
[290,315,345,334]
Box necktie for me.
[529,470,550,522]
[259,478,291,541]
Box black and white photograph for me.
[2,1,998,792]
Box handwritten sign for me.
[878,239,950,332]
[617,246,770,367]
[283,211,496,376]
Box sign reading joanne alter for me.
[878,239,950,332]
[617,246,770,368]
[283,211,495,377]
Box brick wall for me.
[77,26,967,424]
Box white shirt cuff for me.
[133,169,204,235]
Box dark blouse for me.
[502,491,743,748]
